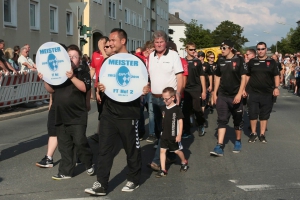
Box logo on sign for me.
[48,54,59,72]
[116,66,131,86]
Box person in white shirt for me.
[18,46,36,72]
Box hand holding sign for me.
[36,42,71,85]
[99,53,148,102]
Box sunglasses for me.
[220,46,229,50]
[104,46,110,49]
[162,96,173,101]
[257,48,266,51]
[189,49,196,51]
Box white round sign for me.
[99,53,148,102]
[36,42,71,85]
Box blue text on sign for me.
[40,47,61,54]
[109,59,138,66]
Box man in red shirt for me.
[89,36,109,142]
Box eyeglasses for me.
[209,57,215,59]
[257,48,266,51]
[162,96,173,101]
[220,46,229,50]
[189,49,196,51]
[104,46,110,49]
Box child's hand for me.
[176,135,181,143]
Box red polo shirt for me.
[90,50,104,87]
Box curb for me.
[0,105,49,121]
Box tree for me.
[270,28,296,54]
[179,19,214,49]
[211,20,249,51]
[290,26,300,52]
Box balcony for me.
[151,10,156,21]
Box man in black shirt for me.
[210,40,247,156]
[246,42,280,143]
[182,43,206,138]
[85,28,149,196]
[206,52,217,113]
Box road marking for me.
[229,180,238,183]
[55,197,111,200]
[236,184,276,191]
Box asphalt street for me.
[1,88,300,200]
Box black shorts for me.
[247,93,273,120]
[47,108,56,136]
[160,139,183,152]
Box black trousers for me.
[182,90,206,132]
[97,115,142,189]
[56,124,93,176]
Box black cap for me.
[197,51,205,57]
[221,39,234,48]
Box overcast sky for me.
[169,0,300,48]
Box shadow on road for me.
[0,134,48,162]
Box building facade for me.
[169,12,186,57]
[83,0,169,56]
[0,0,80,60]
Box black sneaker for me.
[180,160,189,172]
[156,170,168,178]
[52,174,71,180]
[146,135,157,143]
[85,181,107,196]
[259,135,267,143]
[36,156,53,168]
[121,181,139,192]
[209,107,214,114]
[248,133,258,143]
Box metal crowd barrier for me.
[0,71,49,108]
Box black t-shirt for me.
[0,50,7,63]
[185,58,205,92]
[215,55,247,97]
[100,54,145,120]
[246,57,280,95]
[52,64,91,125]
[161,105,184,140]
[202,62,212,88]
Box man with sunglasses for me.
[246,42,280,144]
[210,40,247,156]
[182,43,206,138]
[206,52,217,113]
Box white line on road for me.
[236,184,276,191]
[229,180,238,183]
[55,197,111,200]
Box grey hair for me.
[19,46,27,55]
[152,30,168,42]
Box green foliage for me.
[270,28,298,54]
[211,20,249,51]
[179,19,214,49]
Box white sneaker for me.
[43,100,49,104]
[87,164,95,176]
[35,102,43,106]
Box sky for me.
[169,0,300,48]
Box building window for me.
[125,8,130,24]
[3,0,17,27]
[146,0,150,9]
[119,0,122,10]
[119,21,122,29]
[30,0,40,30]
[147,19,150,31]
[109,1,116,19]
[93,0,102,4]
[50,5,58,33]
[66,11,73,35]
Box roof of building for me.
[169,12,185,25]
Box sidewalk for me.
[0,103,49,121]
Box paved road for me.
[1,88,300,200]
